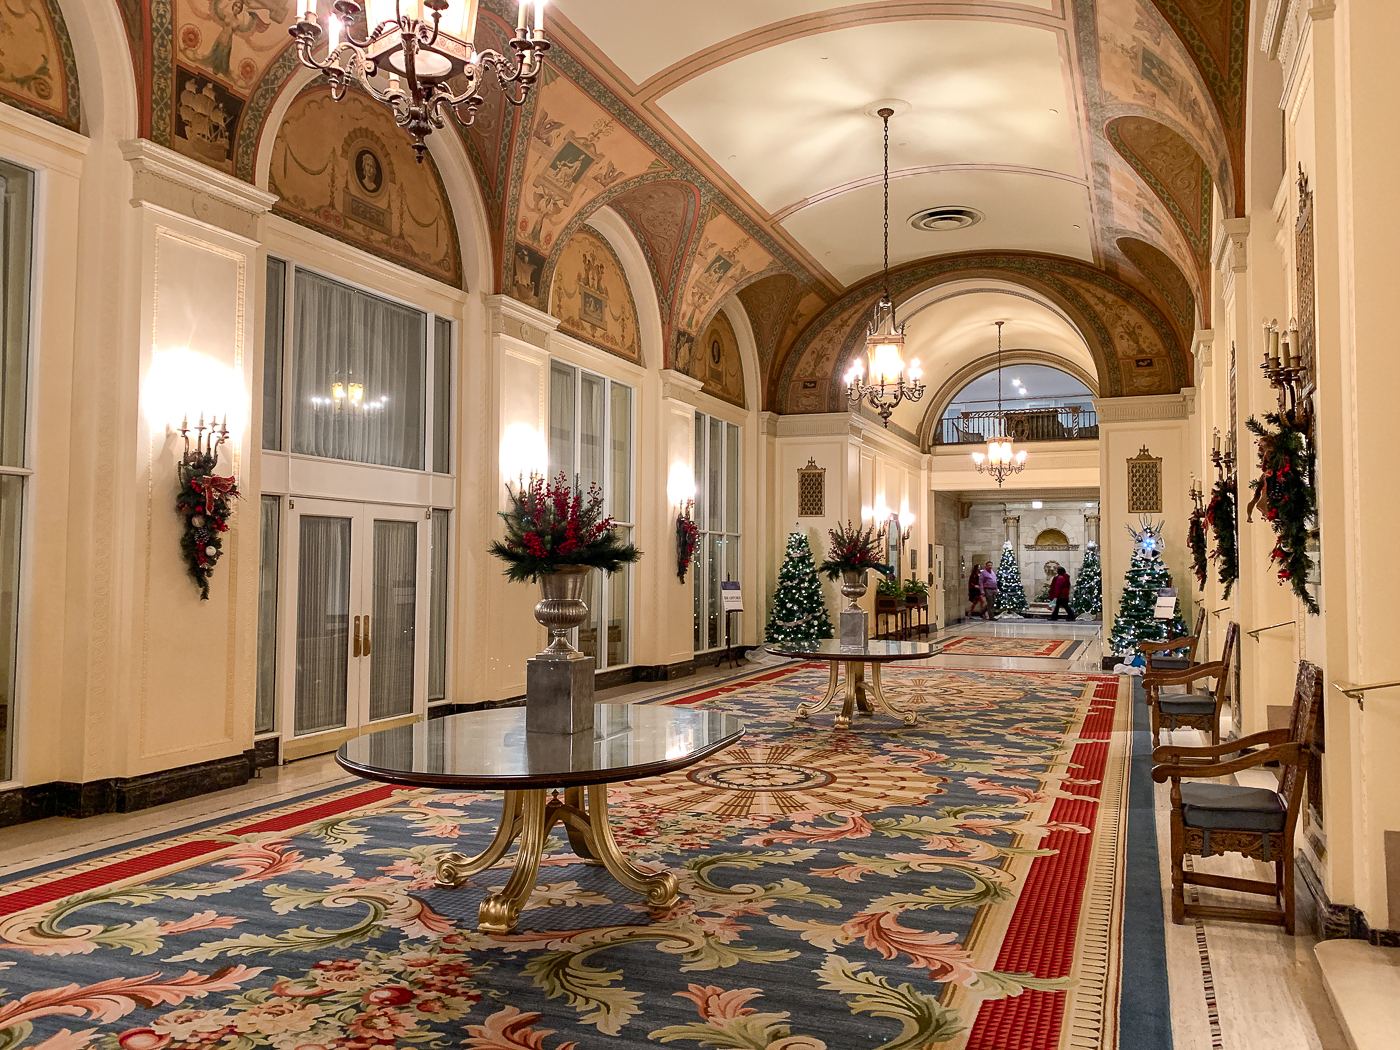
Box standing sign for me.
[1153,587,1178,620]
[720,581,743,612]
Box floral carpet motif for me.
[936,635,1081,659]
[0,666,1136,1050]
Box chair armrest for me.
[1152,728,1290,762]
[1143,661,1225,687]
[1139,636,1196,653]
[1152,743,1301,782]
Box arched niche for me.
[266,85,463,289]
[1034,528,1070,547]
[548,224,643,366]
[580,204,664,371]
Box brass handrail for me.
[1210,606,1231,617]
[1335,681,1400,710]
[1246,620,1296,639]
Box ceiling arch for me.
[1108,116,1213,274]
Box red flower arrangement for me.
[817,520,893,580]
[488,471,641,583]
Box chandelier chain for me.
[883,109,890,300]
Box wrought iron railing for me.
[933,406,1098,445]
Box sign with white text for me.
[721,581,743,612]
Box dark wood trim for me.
[0,750,258,828]
[1297,852,1400,946]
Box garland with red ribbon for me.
[1187,506,1208,588]
[676,513,700,582]
[176,452,239,600]
[1246,412,1318,614]
[1205,477,1238,599]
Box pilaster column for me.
[1084,513,1100,546]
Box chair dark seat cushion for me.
[1180,783,1286,831]
[1159,696,1217,716]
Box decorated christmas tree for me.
[765,531,834,648]
[1076,542,1103,620]
[994,541,1028,615]
[1108,520,1187,655]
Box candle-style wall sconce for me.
[1260,318,1313,433]
[175,412,239,600]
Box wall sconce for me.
[500,422,548,488]
[1260,317,1313,433]
[175,412,238,601]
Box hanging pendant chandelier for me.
[844,107,925,427]
[290,0,550,161]
[971,321,1027,486]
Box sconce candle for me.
[175,413,239,600]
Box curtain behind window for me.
[291,270,426,469]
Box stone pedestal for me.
[840,607,869,647]
[525,651,595,734]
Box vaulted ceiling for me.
[99,0,1250,412]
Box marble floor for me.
[0,621,1361,1049]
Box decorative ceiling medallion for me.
[909,206,984,233]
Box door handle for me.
[363,614,372,656]
[353,615,361,658]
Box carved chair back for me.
[1216,621,1239,703]
[1189,607,1207,661]
[1279,660,1324,814]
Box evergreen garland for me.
[994,541,1028,614]
[1077,543,1103,619]
[1246,412,1319,614]
[1205,478,1238,599]
[765,532,834,648]
[1187,507,1209,589]
[176,452,238,601]
[817,520,892,580]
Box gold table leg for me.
[869,662,918,726]
[835,660,858,729]
[470,785,679,934]
[436,790,524,887]
[796,662,840,721]
[854,663,874,715]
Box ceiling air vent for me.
[908,206,983,232]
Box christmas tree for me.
[1076,542,1103,620]
[994,541,1028,615]
[765,531,834,648]
[1108,520,1187,655]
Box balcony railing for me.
[933,406,1099,445]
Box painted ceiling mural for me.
[549,226,642,364]
[0,0,80,131]
[95,0,1258,412]
[269,86,463,287]
[693,308,746,409]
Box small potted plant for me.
[818,520,892,611]
[902,577,928,607]
[489,472,642,652]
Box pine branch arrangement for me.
[1187,506,1209,589]
[1205,477,1238,599]
[817,520,892,580]
[1246,412,1318,614]
[488,472,641,583]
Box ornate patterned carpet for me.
[0,665,1165,1050]
[935,636,1083,659]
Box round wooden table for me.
[338,704,744,933]
[765,639,943,728]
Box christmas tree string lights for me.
[1108,519,1187,655]
[765,531,834,649]
[994,541,1027,615]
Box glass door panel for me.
[294,514,354,735]
[368,519,417,721]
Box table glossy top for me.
[338,704,745,789]
[766,639,944,662]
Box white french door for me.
[281,498,430,742]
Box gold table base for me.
[435,783,680,933]
[795,660,918,729]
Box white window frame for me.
[548,360,635,671]
[693,412,742,653]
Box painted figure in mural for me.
[184,0,289,83]
[355,149,383,195]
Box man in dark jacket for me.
[1048,566,1075,621]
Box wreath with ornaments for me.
[1187,506,1209,588]
[1205,476,1238,599]
[176,452,238,600]
[1246,412,1319,614]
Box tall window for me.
[262,263,453,474]
[0,161,31,781]
[693,414,741,652]
[548,361,633,670]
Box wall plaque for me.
[797,457,825,517]
[1127,446,1163,513]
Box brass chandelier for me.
[971,321,1027,486]
[844,107,925,427]
[290,0,549,161]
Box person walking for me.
[967,567,983,619]
[978,561,999,620]
[1048,566,1076,621]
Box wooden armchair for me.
[1143,621,1238,745]
[1151,660,1322,934]
[1137,607,1206,671]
